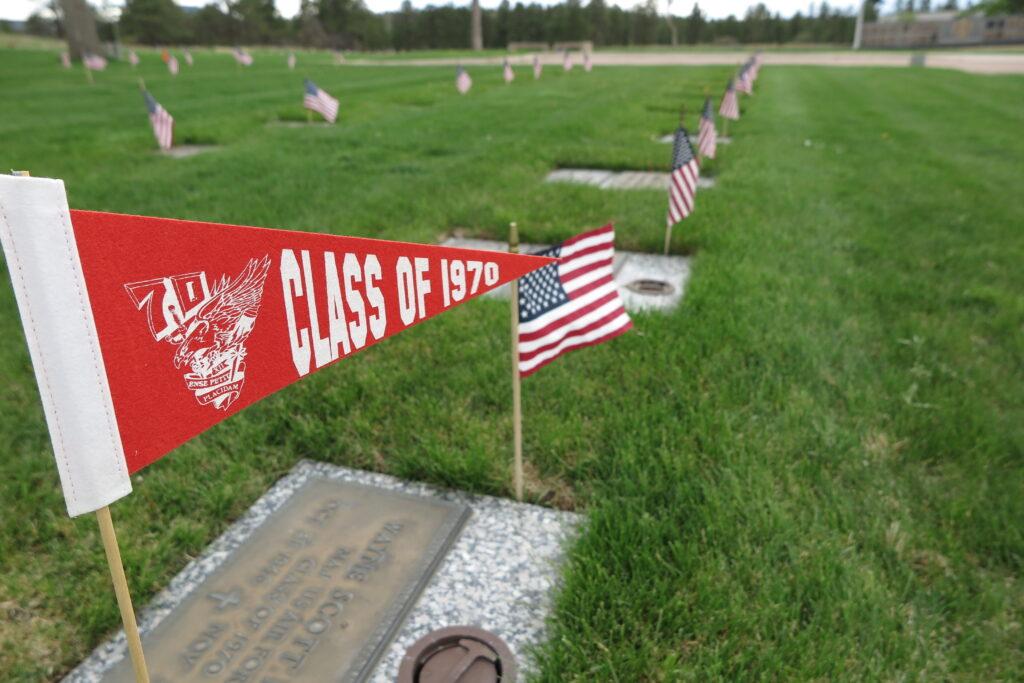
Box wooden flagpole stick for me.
[96,506,151,683]
[19,168,147,680]
[509,222,524,502]
[664,222,673,256]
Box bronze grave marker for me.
[101,477,469,683]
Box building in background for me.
[863,10,1024,48]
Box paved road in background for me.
[350,51,1024,75]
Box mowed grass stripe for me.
[0,49,1021,680]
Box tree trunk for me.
[471,0,483,51]
[60,0,102,60]
[666,0,678,46]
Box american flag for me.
[456,65,472,94]
[737,61,753,94]
[128,50,139,66]
[533,54,542,79]
[503,58,515,83]
[143,90,173,151]
[233,48,253,66]
[563,50,573,71]
[60,52,71,68]
[517,224,632,377]
[719,79,739,120]
[167,54,179,75]
[667,126,700,228]
[288,52,296,70]
[303,79,339,123]
[697,97,717,160]
[184,49,193,66]
[583,51,592,72]
[83,53,107,71]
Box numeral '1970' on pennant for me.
[0,175,553,516]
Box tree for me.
[665,0,679,45]
[120,0,186,45]
[228,0,284,44]
[471,0,482,49]
[60,0,102,58]
[587,0,609,45]
[685,2,704,44]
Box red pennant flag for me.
[0,176,552,516]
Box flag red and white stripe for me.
[143,90,174,151]
[503,59,514,83]
[128,50,139,66]
[563,50,573,71]
[83,53,107,71]
[233,48,253,66]
[719,80,739,120]
[184,49,193,67]
[303,78,339,123]
[456,66,472,94]
[667,127,699,228]
[737,66,752,94]
[517,225,632,377]
[167,54,179,75]
[697,97,717,160]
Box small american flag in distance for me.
[167,54,179,75]
[303,79,339,123]
[517,224,632,377]
[456,65,472,94]
[83,53,107,70]
[697,97,717,160]
[737,65,753,94]
[143,90,173,151]
[667,126,699,228]
[503,59,514,83]
[719,79,739,120]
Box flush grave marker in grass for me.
[442,236,691,313]
[65,461,578,683]
[546,168,715,190]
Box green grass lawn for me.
[1,47,1022,680]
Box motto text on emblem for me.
[124,256,272,410]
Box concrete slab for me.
[442,237,691,313]
[268,120,335,128]
[64,460,579,683]
[546,168,715,191]
[159,145,219,158]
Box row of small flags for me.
[141,75,337,150]
[63,46,282,72]
[532,52,762,378]
[459,50,593,93]
[665,52,760,248]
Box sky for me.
[2,0,866,23]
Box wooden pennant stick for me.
[96,506,151,683]
[509,222,524,502]
[663,222,673,256]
